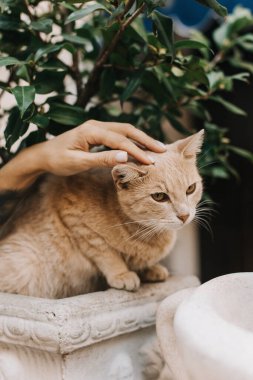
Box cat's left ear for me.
[112,164,147,190]
[176,129,204,159]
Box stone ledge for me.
[0,275,199,354]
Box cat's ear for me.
[112,164,147,189]
[176,130,204,159]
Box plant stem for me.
[77,3,146,108]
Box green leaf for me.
[108,2,125,24]
[30,114,50,129]
[213,7,253,47]
[22,129,46,147]
[11,86,36,118]
[120,73,142,104]
[60,1,77,12]
[34,71,65,94]
[46,103,86,125]
[230,57,253,74]
[100,68,115,99]
[4,107,29,150]
[165,114,191,135]
[130,19,148,43]
[174,39,211,52]
[203,165,230,179]
[65,3,111,24]
[0,15,22,30]
[16,65,30,82]
[195,0,227,17]
[30,19,53,34]
[227,146,253,164]
[0,56,24,67]
[207,71,224,89]
[209,96,247,116]
[62,33,88,45]
[34,44,65,62]
[151,11,174,55]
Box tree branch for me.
[77,3,146,108]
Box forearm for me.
[0,143,46,191]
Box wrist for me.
[0,143,47,191]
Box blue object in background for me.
[145,0,253,34]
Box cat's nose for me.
[177,213,190,223]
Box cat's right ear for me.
[112,164,147,190]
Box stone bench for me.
[0,275,199,380]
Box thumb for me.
[85,150,128,168]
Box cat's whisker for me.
[107,218,165,229]
[125,223,154,242]
[194,215,214,238]
[132,221,161,242]
[198,160,218,170]
[197,199,216,206]
[196,208,217,217]
[197,147,215,163]
[137,225,160,242]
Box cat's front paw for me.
[108,271,140,291]
[141,264,170,283]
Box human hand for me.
[40,120,166,176]
[0,120,166,190]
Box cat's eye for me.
[186,183,196,195]
[151,193,170,202]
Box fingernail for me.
[147,155,155,164]
[116,151,128,163]
[156,140,166,148]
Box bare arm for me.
[0,120,165,223]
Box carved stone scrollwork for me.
[91,317,117,340]
[0,316,59,352]
[67,320,91,343]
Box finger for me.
[83,150,128,168]
[84,121,166,153]
[104,123,166,153]
[89,130,155,165]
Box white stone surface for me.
[0,275,198,379]
[157,273,253,380]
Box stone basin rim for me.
[174,272,253,377]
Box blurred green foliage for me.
[0,0,253,181]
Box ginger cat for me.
[0,131,204,298]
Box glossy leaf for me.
[62,33,88,45]
[34,44,65,62]
[4,107,29,150]
[30,114,50,129]
[210,96,247,116]
[65,3,111,24]
[151,11,174,54]
[0,15,22,30]
[11,86,36,118]
[46,103,86,125]
[0,57,24,67]
[195,0,227,17]
[227,146,253,163]
[34,71,65,94]
[174,39,211,52]
[120,73,143,104]
[30,19,53,34]
[100,68,115,99]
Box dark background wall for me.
[200,73,253,282]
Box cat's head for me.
[112,130,204,231]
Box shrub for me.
[0,0,253,180]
